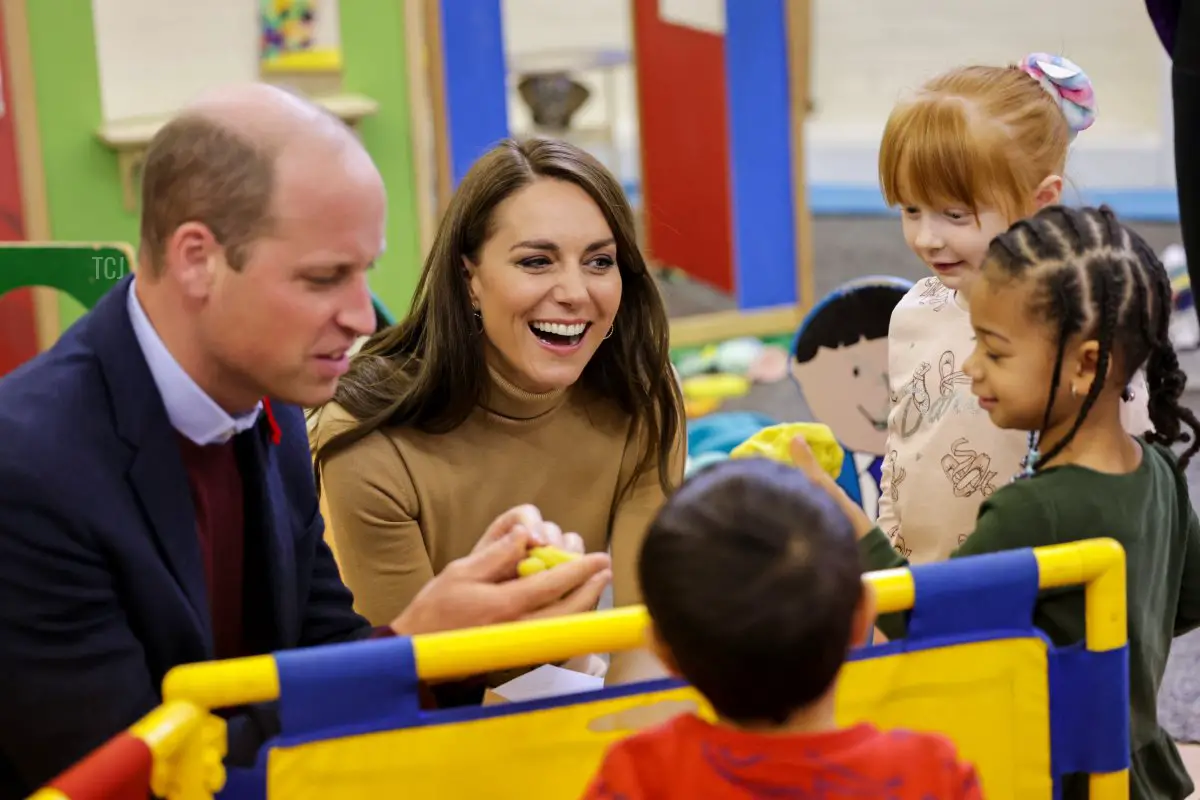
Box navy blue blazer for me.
[0,275,372,798]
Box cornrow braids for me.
[982,204,1200,473]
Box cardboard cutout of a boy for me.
[789,276,913,520]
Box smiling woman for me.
[308,137,685,696]
[466,176,623,394]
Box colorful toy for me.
[674,337,789,419]
[683,396,723,419]
[730,421,844,480]
[675,338,766,379]
[31,538,1132,799]
[517,545,581,577]
[679,373,750,403]
[683,411,778,477]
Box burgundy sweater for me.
[175,431,395,664]
[177,434,247,660]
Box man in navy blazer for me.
[0,85,612,798]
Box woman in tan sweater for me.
[310,138,685,687]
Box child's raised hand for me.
[789,435,838,488]
[789,435,876,540]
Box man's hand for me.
[390,506,611,637]
[789,436,875,539]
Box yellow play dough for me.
[730,422,845,480]
[517,545,581,577]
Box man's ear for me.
[165,222,222,300]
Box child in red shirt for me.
[581,458,983,799]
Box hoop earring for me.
[603,325,614,340]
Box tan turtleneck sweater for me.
[310,367,683,634]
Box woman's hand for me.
[789,436,876,540]
[473,504,585,556]
[534,521,586,555]
[392,506,612,636]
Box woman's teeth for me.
[530,321,589,346]
[531,322,587,337]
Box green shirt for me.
[860,439,1200,800]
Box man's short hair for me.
[138,114,277,274]
[638,458,863,725]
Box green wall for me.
[340,1,423,314]
[26,0,133,329]
[24,0,422,332]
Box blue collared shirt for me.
[127,279,261,445]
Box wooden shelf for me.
[511,124,615,145]
[95,93,380,211]
[507,48,630,75]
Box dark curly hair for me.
[983,204,1200,470]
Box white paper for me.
[657,0,725,35]
[491,664,604,702]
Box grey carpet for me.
[660,215,1200,741]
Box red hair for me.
[879,64,1072,223]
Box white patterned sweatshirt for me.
[876,277,1155,564]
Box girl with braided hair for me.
[793,204,1200,800]
[875,53,1155,566]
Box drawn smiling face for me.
[790,335,891,455]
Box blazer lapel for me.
[128,435,212,652]
[238,419,299,649]
[85,275,212,652]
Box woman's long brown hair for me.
[310,137,683,499]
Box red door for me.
[632,0,734,294]
[0,9,37,377]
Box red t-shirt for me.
[581,714,983,799]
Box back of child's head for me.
[637,457,863,726]
[982,204,1200,467]
[879,54,1096,223]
